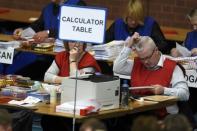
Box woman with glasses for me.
[106,0,172,54]
[44,41,101,84]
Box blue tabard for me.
[185,31,197,50]
[43,0,80,31]
[114,16,155,40]
[3,0,81,75]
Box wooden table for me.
[0,7,40,23]
[34,95,177,122]
[161,26,190,42]
[0,34,14,41]
[0,95,177,122]
[16,48,57,56]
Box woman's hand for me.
[13,28,23,40]
[33,30,49,42]
[69,47,79,62]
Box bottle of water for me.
[121,80,129,108]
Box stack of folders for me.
[1,86,36,99]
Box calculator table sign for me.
[59,5,107,44]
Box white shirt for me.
[113,47,189,101]
[44,60,95,83]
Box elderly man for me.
[113,32,189,115]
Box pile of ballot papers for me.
[92,40,125,60]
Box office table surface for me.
[0,34,14,41]
[161,26,190,42]
[0,7,40,23]
[34,95,178,122]
[0,95,177,122]
[16,48,57,56]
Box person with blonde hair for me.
[106,0,172,54]
[171,8,197,57]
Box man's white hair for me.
[135,36,156,53]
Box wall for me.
[0,0,196,29]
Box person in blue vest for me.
[0,0,86,79]
[13,0,86,41]
[171,8,197,57]
[106,0,172,54]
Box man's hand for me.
[151,84,164,95]
[125,32,140,48]
[69,47,79,62]
[33,30,49,42]
[13,28,23,40]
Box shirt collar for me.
[156,52,165,67]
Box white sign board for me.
[59,5,107,44]
[185,69,197,88]
[0,47,14,64]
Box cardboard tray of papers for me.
[33,43,54,52]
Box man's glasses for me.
[139,48,156,61]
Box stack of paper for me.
[165,55,197,69]
[56,99,101,116]
[54,39,65,52]
[0,41,20,49]
[8,96,41,107]
[20,27,36,39]
[92,40,125,60]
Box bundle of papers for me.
[92,40,125,60]
[0,41,20,49]
[54,39,65,52]
[20,27,36,39]
[56,99,101,116]
[165,55,197,69]
[8,96,41,107]
[175,42,191,57]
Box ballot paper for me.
[8,96,41,107]
[20,27,36,39]
[92,40,125,60]
[176,42,191,57]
